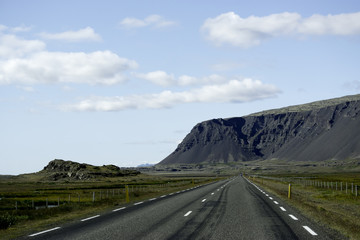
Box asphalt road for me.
[23,176,343,240]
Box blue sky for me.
[1,0,360,174]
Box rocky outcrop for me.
[160,94,360,165]
[41,159,140,181]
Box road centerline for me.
[184,211,192,217]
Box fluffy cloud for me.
[135,71,175,86]
[62,78,280,111]
[202,11,360,47]
[39,27,101,42]
[0,33,137,85]
[0,24,32,33]
[135,71,227,86]
[120,15,176,29]
[0,50,138,85]
[0,34,46,58]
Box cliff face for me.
[41,159,140,181]
[160,95,360,165]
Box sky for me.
[1,0,360,174]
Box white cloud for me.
[39,27,101,42]
[62,78,280,111]
[0,50,138,85]
[202,11,360,47]
[0,24,32,33]
[0,34,46,58]
[135,71,227,86]
[120,14,176,29]
[0,25,7,31]
[298,12,360,35]
[11,25,33,33]
[135,71,175,86]
[0,32,137,85]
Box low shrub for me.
[0,213,16,229]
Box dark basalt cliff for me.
[160,94,360,165]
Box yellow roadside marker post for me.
[288,184,291,199]
[125,185,130,203]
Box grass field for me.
[0,173,222,239]
[248,172,360,240]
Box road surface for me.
[23,176,343,240]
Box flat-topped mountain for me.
[159,94,360,165]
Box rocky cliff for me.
[160,94,360,165]
[41,159,140,181]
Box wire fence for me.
[250,175,359,197]
[1,180,204,211]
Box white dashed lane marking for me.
[289,214,298,220]
[184,211,192,217]
[112,207,126,212]
[303,226,318,236]
[202,199,206,203]
[81,215,100,222]
[280,207,286,211]
[29,227,61,237]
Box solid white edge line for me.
[280,207,286,211]
[149,198,157,201]
[134,201,144,205]
[184,211,192,217]
[81,215,100,222]
[289,214,298,220]
[29,227,61,237]
[160,195,166,198]
[303,226,318,236]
